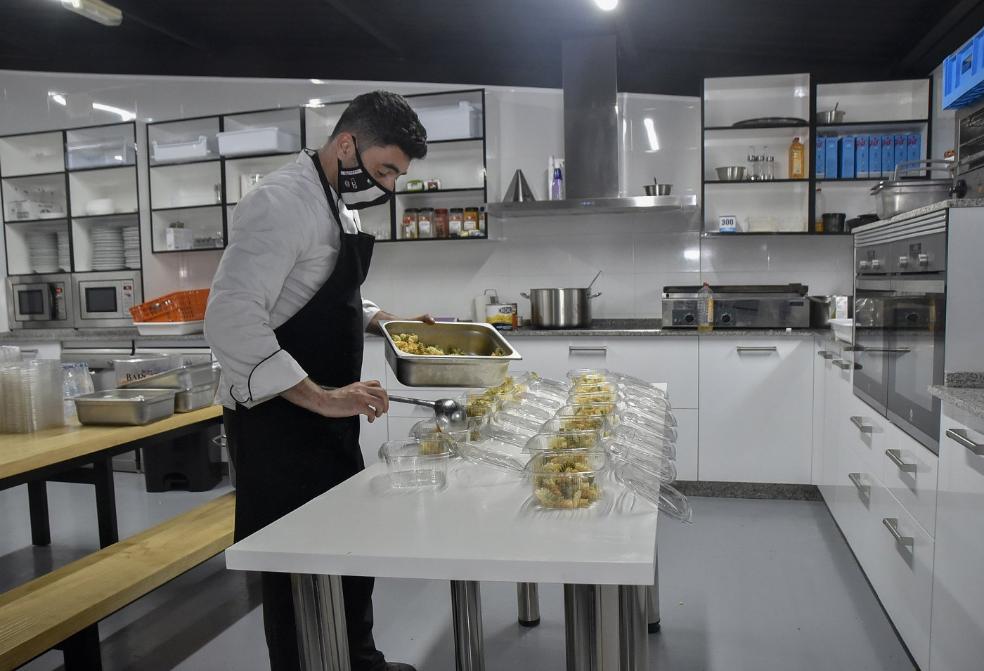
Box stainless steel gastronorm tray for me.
[119,362,220,391]
[381,321,522,388]
[74,389,176,426]
[175,382,219,413]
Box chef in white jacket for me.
[206,91,429,671]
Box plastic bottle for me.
[697,282,714,333]
[550,166,564,200]
[815,186,825,233]
[789,137,805,179]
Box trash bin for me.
[142,425,223,492]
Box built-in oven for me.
[73,270,142,328]
[854,211,947,453]
[6,274,74,329]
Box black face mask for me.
[337,139,394,210]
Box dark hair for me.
[330,91,428,160]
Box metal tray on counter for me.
[119,361,220,392]
[74,389,176,426]
[175,381,219,413]
[381,320,522,388]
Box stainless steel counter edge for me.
[0,328,208,343]
[930,385,984,422]
[504,327,823,337]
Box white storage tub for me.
[217,127,298,156]
[152,136,210,162]
[416,102,482,141]
[133,320,205,336]
[66,140,136,170]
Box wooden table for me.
[0,405,223,548]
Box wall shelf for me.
[395,187,486,195]
[704,179,810,185]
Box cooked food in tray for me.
[392,333,507,357]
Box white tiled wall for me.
[0,69,853,323]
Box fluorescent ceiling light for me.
[92,102,135,121]
[310,79,325,84]
[683,248,700,261]
[60,0,122,26]
[48,91,67,106]
[643,117,660,152]
[594,0,618,10]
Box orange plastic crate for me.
[130,289,210,323]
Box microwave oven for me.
[73,270,143,328]
[6,274,74,329]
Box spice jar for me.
[463,207,480,234]
[417,208,435,239]
[449,208,465,238]
[401,208,418,240]
[434,208,450,238]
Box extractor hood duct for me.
[563,35,619,199]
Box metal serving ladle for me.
[322,385,467,430]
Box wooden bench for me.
[0,492,235,671]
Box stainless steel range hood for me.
[488,35,694,218]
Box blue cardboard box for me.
[816,136,826,178]
[825,137,840,179]
[868,135,881,178]
[882,135,895,176]
[856,136,869,179]
[907,133,921,164]
[840,136,856,179]
[895,134,907,173]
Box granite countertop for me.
[507,319,820,337]
[930,372,984,421]
[855,198,984,233]
[0,327,207,343]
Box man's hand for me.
[367,310,436,335]
[281,378,389,422]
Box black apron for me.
[223,150,384,671]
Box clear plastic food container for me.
[378,439,451,488]
[610,449,677,483]
[614,461,692,523]
[457,440,528,473]
[516,372,570,401]
[461,392,498,419]
[528,449,606,510]
[498,398,555,423]
[568,368,614,385]
[523,429,605,452]
[612,424,677,459]
[569,390,622,406]
[409,419,466,451]
[540,415,613,436]
[613,373,668,398]
[619,405,677,429]
[554,403,619,424]
[489,410,543,436]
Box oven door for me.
[12,284,53,322]
[886,276,945,453]
[854,278,894,414]
[78,281,125,321]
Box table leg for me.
[564,584,601,671]
[647,549,660,633]
[618,585,648,671]
[517,582,540,627]
[291,573,350,671]
[450,580,485,671]
[27,481,51,546]
[92,459,118,548]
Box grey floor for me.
[0,473,915,671]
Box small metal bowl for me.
[818,109,846,124]
[643,183,673,196]
[715,166,747,181]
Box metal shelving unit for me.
[0,121,141,277]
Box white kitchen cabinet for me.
[672,408,698,481]
[359,338,388,464]
[929,407,984,671]
[812,337,827,486]
[879,425,938,537]
[698,337,814,483]
[499,336,699,407]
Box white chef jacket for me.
[205,151,380,409]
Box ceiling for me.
[2,0,983,96]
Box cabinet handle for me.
[861,347,912,354]
[885,449,917,473]
[736,346,778,353]
[946,428,984,456]
[882,518,914,548]
[850,416,873,434]
[817,350,834,359]
[832,359,851,370]
[848,472,870,496]
[568,346,607,354]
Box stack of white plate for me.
[27,231,60,274]
[123,225,140,269]
[91,225,125,271]
[56,230,70,271]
